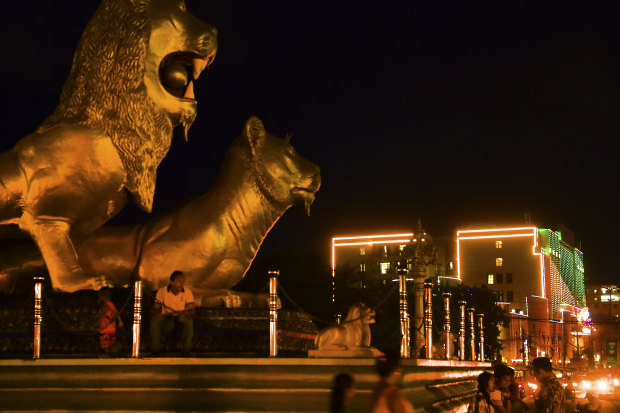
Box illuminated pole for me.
[424,281,433,359]
[268,270,279,357]
[458,301,466,361]
[442,292,451,359]
[477,313,485,361]
[33,276,44,359]
[131,280,143,358]
[398,267,410,359]
[468,308,476,361]
[412,252,425,358]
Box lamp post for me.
[424,281,433,359]
[468,308,476,361]
[443,292,452,360]
[131,280,143,358]
[398,267,410,359]
[268,270,279,357]
[478,313,485,361]
[33,276,44,359]
[458,301,466,361]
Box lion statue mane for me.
[0,0,217,291]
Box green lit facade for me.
[538,229,586,316]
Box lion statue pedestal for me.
[308,304,382,358]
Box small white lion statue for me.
[314,304,376,351]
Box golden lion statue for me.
[0,0,217,291]
[0,118,321,307]
[314,304,376,351]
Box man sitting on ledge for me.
[150,271,195,356]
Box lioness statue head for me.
[230,117,321,216]
[38,0,217,212]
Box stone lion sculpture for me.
[0,0,217,291]
[314,304,376,351]
[0,117,321,307]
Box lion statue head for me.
[38,0,217,212]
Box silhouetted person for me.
[330,373,356,413]
[532,357,565,413]
[371,353,413,413]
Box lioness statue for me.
[0,117,321,306]
[314,304,376,351]
[0,0,217,291]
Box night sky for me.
[0,1,618,283]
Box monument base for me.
[308,348,383,358]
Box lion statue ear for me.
[245,116,266,154]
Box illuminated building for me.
[587,285,620,317]
[330,231,456,300]
[457,226,587,365]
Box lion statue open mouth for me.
[0,0,217,291]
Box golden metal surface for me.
[1,118,320,305]
[0,0,217,291]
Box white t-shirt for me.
[155,286,194,315]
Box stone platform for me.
[0,357,490,412]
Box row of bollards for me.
[400,271,486,361]
[31,270,485,361]
[31,272,282,359]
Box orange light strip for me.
[457,226,537,235]
[333,239,411,247]
[333,233,414,241]
[457,233,533,240]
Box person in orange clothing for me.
[97,287,123,356]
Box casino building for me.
[457,226,587,365]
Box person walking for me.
[370,353,414,413]
[532,357,565,413]
[330,373,356,413]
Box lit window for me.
[488,274,495,284]
[449,261,454,271]
[383,246,388,256]
[496,241,503,249]
[380,262,390,274]
[507,291,513,302]
[360,247,366,256]
[498,291,504,301]
[496,258,503,267]
[360,263,366,272]
[399,245,405,251]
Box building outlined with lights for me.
[457,226,587,364]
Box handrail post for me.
[478,313,485,361]
[468,307,476,361]
[424,281,433,359]
[443,292,451,360]
[398,268,410,359]
[458,301,466,361]
[33,276,44,359]
[132,280,143,358]
[268,270,279,357]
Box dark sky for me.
[0,1,618,283]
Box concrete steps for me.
[0,358,490,412]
